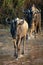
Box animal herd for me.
[6,4,41,58]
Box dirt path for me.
[0,29,43,65]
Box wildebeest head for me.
[10,17,22,39]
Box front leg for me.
[13,39,16,56]
[21,37,25,54]
[18,38,21,51]
[13,39,18,58]
[16,37,21,57]
[14,42,18,58]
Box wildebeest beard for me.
[10,20,17,39]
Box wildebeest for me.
[23,8,33,28]
[23,4,41,37]
[10,18,28,58]
[31,4,41,36]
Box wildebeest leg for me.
[14,45,16,56]
[21,37,25,54]
[13,39,18,58]
[18,38,21,51]
[39,22,41,34]
[16,37,21,57]
[16,44,18,58]
[14,43,18,58]
[39,13,41,34]
[13,39,17,57]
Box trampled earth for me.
[0,29,43,65]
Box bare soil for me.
[0,29,43,65]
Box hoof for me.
[16,54,18,58]
[14,53,18,58]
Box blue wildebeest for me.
[10,18,28,58]
[23,8,33,29]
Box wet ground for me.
[0,29,43,65]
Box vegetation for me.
[0,0,43,25]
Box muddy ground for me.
[0,29,43,65]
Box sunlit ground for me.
[0,29,43,65]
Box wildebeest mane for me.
[10,19,17,39]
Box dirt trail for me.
[0,29,43,65]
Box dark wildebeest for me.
[10,18,28,58]
[23,8,33,29]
